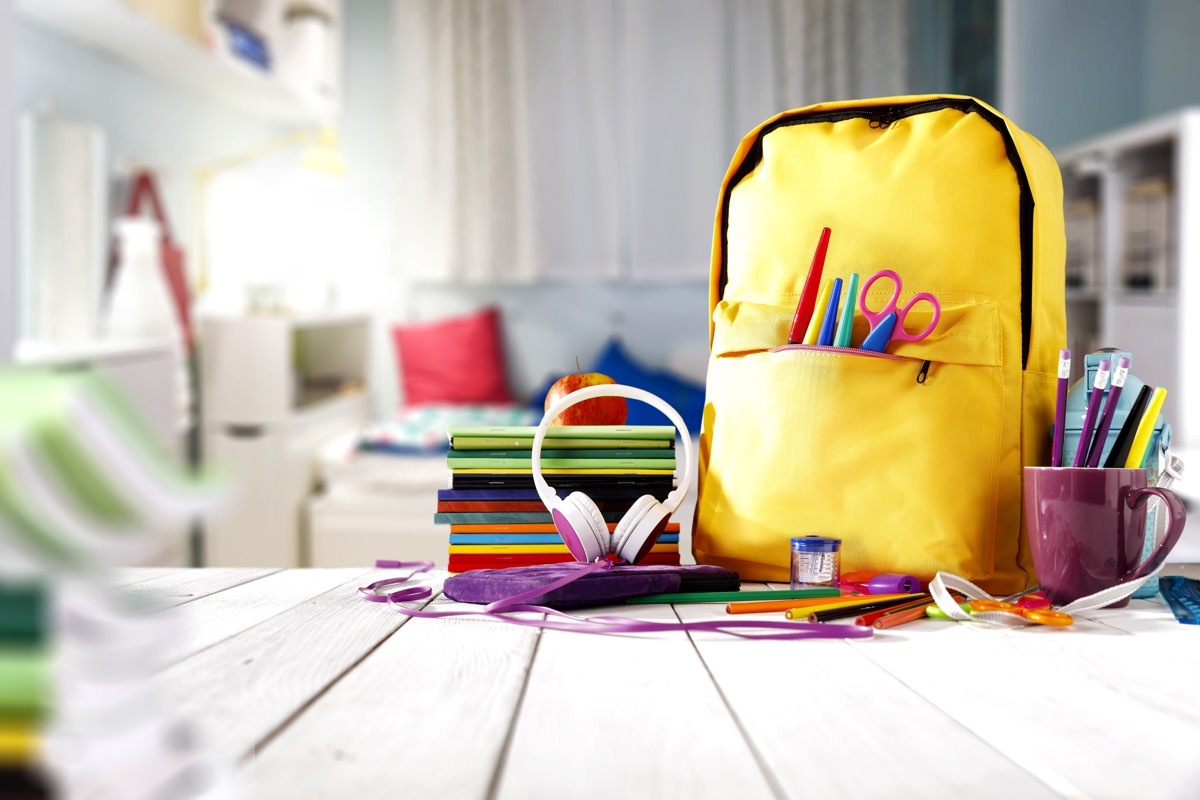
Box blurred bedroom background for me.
[1,0,1198,568]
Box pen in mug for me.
[1085,355,1130,467]
[1124,387,1167,468]
[1104,384,1152,468]
[1051,348,1070,467]
[1072,358,1110,467]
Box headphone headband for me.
[531,384,693,514]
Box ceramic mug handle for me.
[1126,487,1188,580]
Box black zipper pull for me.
[870,109,895,130]
[916,360,931,384]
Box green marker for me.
[624,588,841,605]
[833,272,860,348]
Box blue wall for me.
[1005,0,1200,152]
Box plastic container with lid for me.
[790,535,841,589]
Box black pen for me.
[1104,384,1152,468]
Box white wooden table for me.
[116,566,1200,799]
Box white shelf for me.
[1057,107,1200,449]
[16,0,336,124]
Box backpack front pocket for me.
[695,300,1005,583]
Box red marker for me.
[788,227,832,344]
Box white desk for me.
[117,566,1200,799]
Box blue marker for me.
[833,273,860,348]
[818,278,843,347]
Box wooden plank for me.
[248,595,542,798]
[168,568,372,665]
[495,602,775,799]
[119,568,280,610]
[849,615,1200,798]
[673,604,1056,798]
[111,567,184,587]
[159,568,443,762]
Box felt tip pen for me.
[1051,348,1070,467]
[802,279,834,345]
[1124,386,1167,468]
[627,587,840,606]
[788,227,832,344]
[1072,358,1110,467]
[1103,384,1152,468]
[817,277,843,347]
[833,272,860,348]
[1085,355,1130,467]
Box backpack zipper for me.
[718,99,1035,369]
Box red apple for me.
[544,370,627,426]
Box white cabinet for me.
[200,313,369,566]
[1057,108,1200,451]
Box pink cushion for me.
[391,306,514,406]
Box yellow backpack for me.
[693,95,1066,594]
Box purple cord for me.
[358,559,873,641]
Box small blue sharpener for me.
[1062,348,1172,598]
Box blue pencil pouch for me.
[1061,348,1173,598]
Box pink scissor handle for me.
[859,269,941,343]
[892,292,941,342]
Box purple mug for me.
[1024,467,1187,607]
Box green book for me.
[452,437,675,451]
[448,448,676,459]
[0,585,46,647]
[0,649,51,716]
[446,457,677,470]
[447,425,677,440]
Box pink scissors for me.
[858,269,942,352]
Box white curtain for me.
[394,0,910,285]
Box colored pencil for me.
[854,595,938,627]
[872,601,941,629]
[1051,348,1070,466]
[626,588,839,606]
[784,594,924,620]
[808,594,929,623]
[726,592,917,616]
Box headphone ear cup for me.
[612,495,670,564]
[555,491,610,562]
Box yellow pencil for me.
[802,279,834,345]
[1124,387,1167,468]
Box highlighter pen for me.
[1072,358,1111,466]
[787,227,832,344]
[1086,355,1130,467]
[817,277,843,347]
[1104,384,1152,468]
[725,592,916,615]
[802,279,834,345]
[833,272,860,348]
[1051,348,1071,467]
[1124,387,1167,468]
[808,595,927,623]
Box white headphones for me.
[532,384,693,564]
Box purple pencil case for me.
[444,563,740,609]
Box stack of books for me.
[0,581,51,799]
[438,425,684,573]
